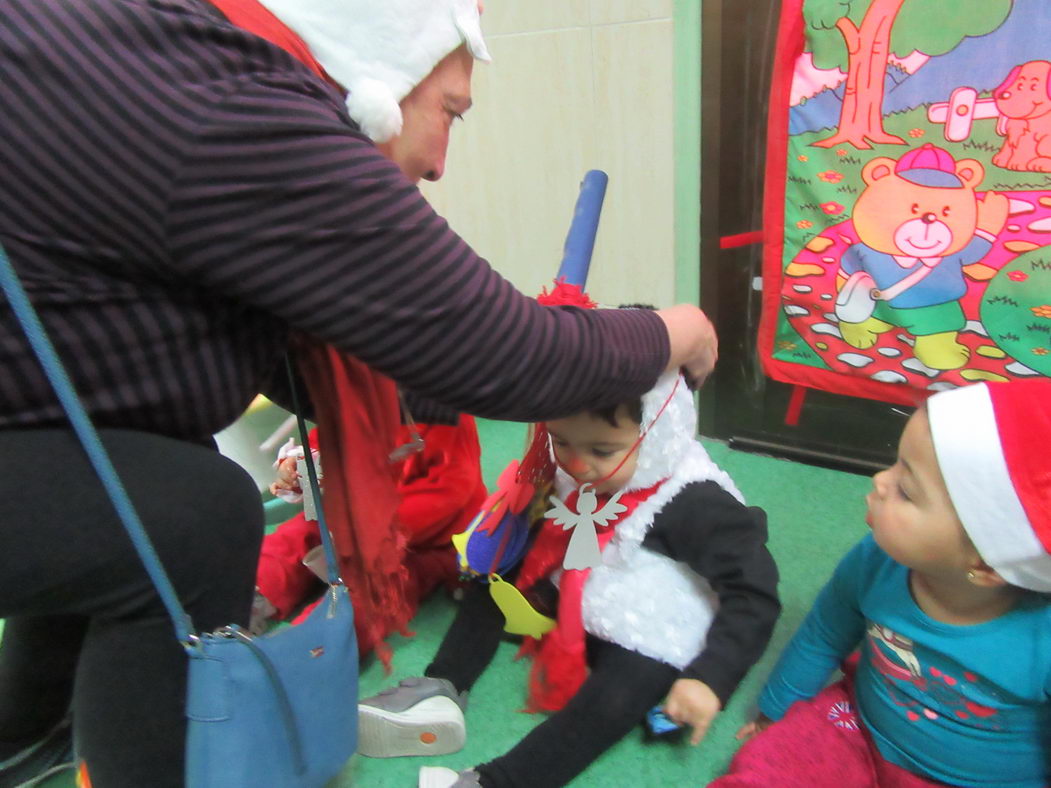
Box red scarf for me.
[209,0,412,666]
[207,0,334,84]
[517,481,664,712]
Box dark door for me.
[698,0,908,474]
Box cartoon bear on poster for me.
[836,144,1009,370]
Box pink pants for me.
[712,678,948,787]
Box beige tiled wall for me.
[420,0,676,309]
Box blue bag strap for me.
[0,242,195,642]
[282,356,341,586]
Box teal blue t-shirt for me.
[759,535,1051,787]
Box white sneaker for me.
[357,678,467,758]
[418,766,481,788]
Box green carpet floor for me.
[21,417,873,787]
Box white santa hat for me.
[928,380,1051,592]
[257,0,491,143]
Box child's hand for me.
[269,454,302,497]
[734,713,774,743]
[663,678,722,746]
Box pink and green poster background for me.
[759,0,1051,407]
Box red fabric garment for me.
[397,415,488,549]
[207,0,336,86]
[257,513,451,657]
[517,481,663,712]
[205,0,414,665]
[260,541,461,658]
[257,414,486,651]
[278,415,486,547]
[257,510,322,619]
[295,342,410,666]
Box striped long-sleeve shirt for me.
[0,0,668,444]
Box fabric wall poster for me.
[759,0,1051,407]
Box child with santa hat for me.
[714,379,1051,788]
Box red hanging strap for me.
[718,230,764,249]
[784,384,807,427]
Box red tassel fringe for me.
[525,630,588,712]
[536,279,598,309]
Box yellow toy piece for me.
[488,574,555,638]
[451,525,474,574]
[452,500,500,575]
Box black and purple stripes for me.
[0,0,667,443]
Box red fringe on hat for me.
[536,278,598,309]
[517,424,555,489]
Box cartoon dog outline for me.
[992,60,1051,172]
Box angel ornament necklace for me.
[542,377,682,571]
[545,483,626,570]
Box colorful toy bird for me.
[453,459,534,577]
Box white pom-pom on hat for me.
[344,77,404,143]
[258,0,490,143]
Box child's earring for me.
[967,570,976,581]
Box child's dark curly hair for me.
[589,399,643,427]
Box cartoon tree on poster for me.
[805,0,1013,149]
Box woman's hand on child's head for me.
[734,713,774,743]
[664,678,722,746]
[656,304,718,389]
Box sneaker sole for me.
[418,766,461,788]
[357,696,465,758]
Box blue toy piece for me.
[462,507,531,578]
[643,706,685,741]
[555,169,608,288]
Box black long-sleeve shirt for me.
[528,480,779,703]
[0,0,668,443]
[641,481,780,704]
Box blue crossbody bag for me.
[0,242,357,787]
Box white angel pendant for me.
[545,483,626,570]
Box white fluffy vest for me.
[553,372,745,669]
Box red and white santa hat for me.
[258,0,490,143]
[928,379,1051,592]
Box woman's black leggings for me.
[0,428,263,788]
